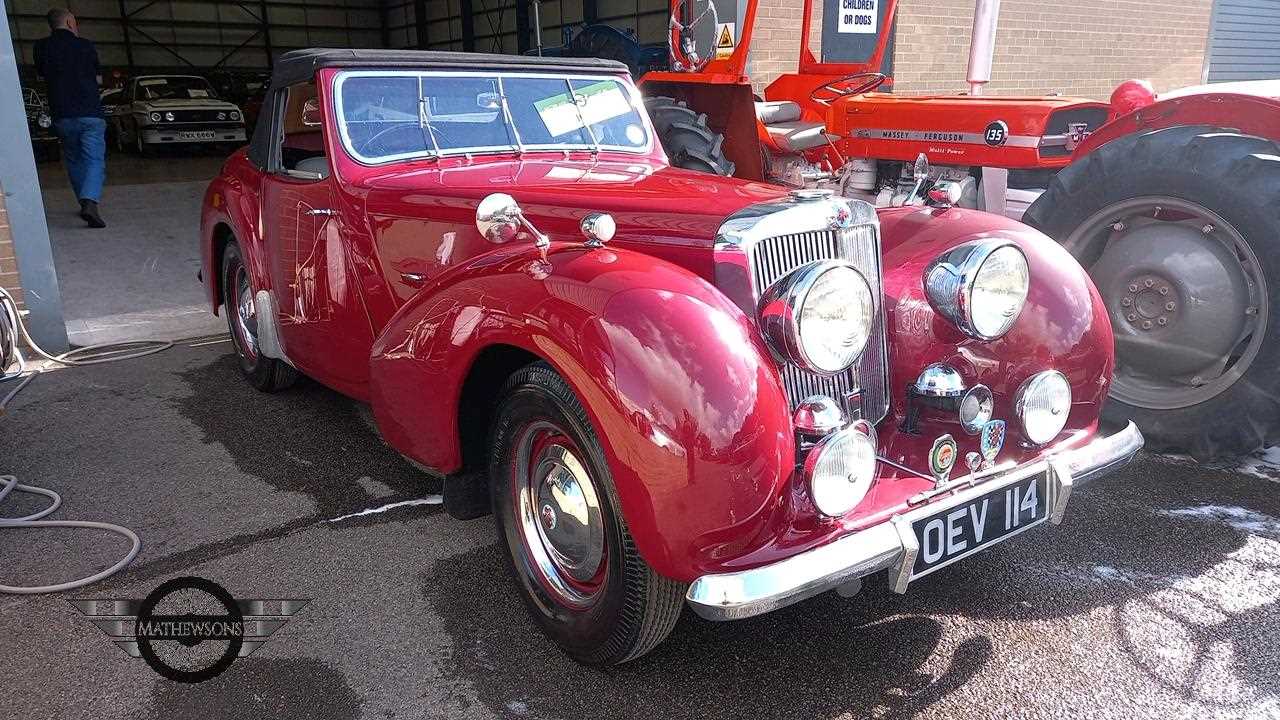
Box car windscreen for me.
[334,71,651,164]
[137,77,218,101]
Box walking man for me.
[34,8,106,228]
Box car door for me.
[260,81,373,394]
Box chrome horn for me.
[475,193,549,253]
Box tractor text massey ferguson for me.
[641,0,1280,460]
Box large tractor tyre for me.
[643,95,735,176]
[490,362,685,665]
[1025,125,1280,459]
[221,243,299,393]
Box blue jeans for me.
[52,117,106,203]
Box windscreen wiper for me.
[564,79,601,155]
[416,96,442,158]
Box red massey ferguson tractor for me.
[639,0,1280,460]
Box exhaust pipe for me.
[966,0,1001,96]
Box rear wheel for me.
[220,242,298,392]
[643,95,735,176]
[490,362,684,665]
[1025,126,1280,459]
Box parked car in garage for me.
[200,49,1142,665]
[23,87,59,162]
[112,75,247,155]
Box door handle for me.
[399,272,427,286]
[304,208,337,216]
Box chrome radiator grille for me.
[747,224,890,424]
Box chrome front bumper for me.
[685,421,1144,621]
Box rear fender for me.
[1076,92,1280,158]
[368,242,794,581]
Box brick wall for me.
[0,184,23,313]
[751,0,1213,99]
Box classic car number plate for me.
[910,472,1049,580]
[179,131,216,141]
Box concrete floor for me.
[3,343,1280,719]
[38,150,230,345]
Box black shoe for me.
[80,200,105,229]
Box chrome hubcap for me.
[516,423,605,606]
[1064,196,1268,410]
[234,267,259,359]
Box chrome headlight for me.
[924,240,1029,340]
[758,260,875,375]
[1015,370,1071,445]
[805,421,877,516]
[230,110,241,121]
[164,111,175,122]
[149,112,162,123]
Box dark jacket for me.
[33,29,102,120]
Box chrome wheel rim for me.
[1063,196,1268,410]
[514,422,606,607]
[232,266,259,360]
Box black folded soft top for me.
[270,48,630,87]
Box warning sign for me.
[715,22,735,59]
[837,0,877,34]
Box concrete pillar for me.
[0,0,68,352]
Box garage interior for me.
[4,0,668,347]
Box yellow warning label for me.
[715,22,735,59]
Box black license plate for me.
[910,472,1050,580]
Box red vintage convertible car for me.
[200,49,1143,664]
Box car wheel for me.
[1025,126,1280,459]
[490,362,685,665]
[220,242,298,392]
[643,95,735,176]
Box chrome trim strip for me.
[851,127,1043,148]
[684,421,1143,621]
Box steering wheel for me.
[810,73,888,105]
[357,123,454,158]
[668,0,719,73]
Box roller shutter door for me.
[1207,0,1280,82]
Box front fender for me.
[368,243,794,582]
[877,206,1114,447]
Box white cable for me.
[0,475,141,594]
[0,286,158,593]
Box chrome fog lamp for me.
[958,384,994,434]
[1016,370,1071,445]
[805,420,877,517]
[758,260,875,376]
[579,212,616,248]
[150,112,162,123]
[913,362,965,398]
[924,240,1029,340]
[793,395,845,437]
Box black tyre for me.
[1025,126,1280,459]
[643,95,735,176]
[220,242,298,392]
[490,362,684,665]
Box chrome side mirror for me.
[476,193,549,251]
[913,153,930,180]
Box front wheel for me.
[1025,126,1280,459]
[490,362,685,665]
